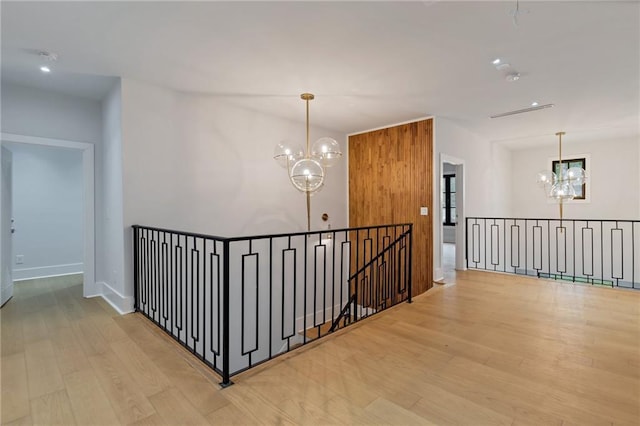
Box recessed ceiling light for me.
[492,58,501,65]
[531,101,539,106]
[40,66,51,73]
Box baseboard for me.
[94,281,134,315]
[434,267,444,282]
[295,303,344,334]
[13,263,83,281]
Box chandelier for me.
[273,93,342,231]
[536,131,587,219]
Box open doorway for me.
[440,154,465,283]
[0,133,95,303]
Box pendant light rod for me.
[557,131,564,166]
[306,192,311,233]
[301,93,314,157]
[556,131,565,222]
[301,93,315,232]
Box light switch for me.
[420,207,428,216]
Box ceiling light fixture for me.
[531,101,539,106]
[274,93,342,231]
[39,51,58,61]
[490,103,554,118]
[536,132,587,221]
[492,58,501,65]
[505,72,521,82]
[38,51,57,73]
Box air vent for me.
[490,103,554,119]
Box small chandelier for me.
[536,131,587,219]
[274,93,342,231]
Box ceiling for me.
[2,1,639,149]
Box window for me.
[552,157,586,200]
[442,174,456,225]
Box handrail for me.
[328,293,356,333]
[329,228,412,333]
[466,216,640,223]
[132,223,413,242]
[347,228,412,282]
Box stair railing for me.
[329,227,413,332]
[132,223,413,387]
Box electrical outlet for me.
[16,255,24,264]
[420,207,429,216]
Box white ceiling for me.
[2,1,639,149]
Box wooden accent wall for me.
[349,119,433,295]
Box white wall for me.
[1,83,104,287]
[5,143,83,280]
[510,136,639,220]
[98,80,128,311]
[433,118,512,280]
[119,78,348,304]
[0,83,102,143]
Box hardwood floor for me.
[1,271,639,425]
[442,242,457,284]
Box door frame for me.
[0,133,96,297]
[1,147,13,306]
[439,153,466,272]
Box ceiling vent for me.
[490,103,554,118]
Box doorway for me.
[1,147,13,306]
[440,154,465,283]
[0,133,95,300]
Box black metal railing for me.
[132,223,412,387]
[330,227,413,331]
[466,217,639,289]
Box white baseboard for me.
[13,263,83,281]
[434,267,444,282]
[295,303,344,334]
[94,281,134,315]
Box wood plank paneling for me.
[349,119,433,295]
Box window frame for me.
[442,174,456,226]
[551,157,587,201]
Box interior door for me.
[1,146,14,307]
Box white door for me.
[1,146,14,307]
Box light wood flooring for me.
[442,242,457,284]
[1,271,639,425]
